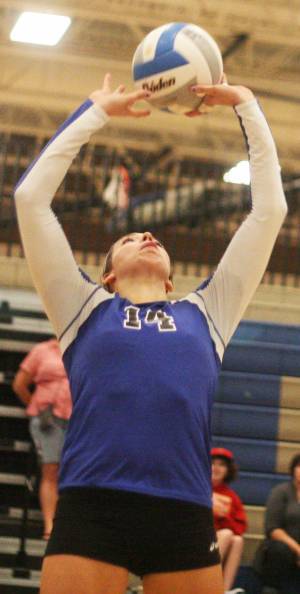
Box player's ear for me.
[165,278,174,294]
[102,271,116,293]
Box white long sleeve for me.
[15,97,287,359]
[184,99,288,360]
[14,99,110,339]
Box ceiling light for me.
[10,12,71,46]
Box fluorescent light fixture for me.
[10,12,71,46]
[223,160,250,185]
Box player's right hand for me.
[89,73,152,118]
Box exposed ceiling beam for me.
[2,0,300,49]
[0,1,298,173]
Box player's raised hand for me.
[186,73,254,116]
[89,73,152,118]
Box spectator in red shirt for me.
[211,447,247,594]
[13,339,72,540]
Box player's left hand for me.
[186,73,254,117]
[90,73,152,118]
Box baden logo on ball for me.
[142,77,176,93]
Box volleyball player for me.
[14,74,287,594]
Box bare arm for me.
[270,528,300,558]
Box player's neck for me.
[116,278,168,305]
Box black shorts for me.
[45,487,220,577]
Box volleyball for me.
[132,22,223,115]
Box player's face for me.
[108,231,172,287]
[212,458,228,485]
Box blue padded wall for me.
[232,471,288,506]
[223,341,300,376]
[234,320,300,345]
[215,371,281,408]
[212,320,300,507]
[212,403,279,440]
[212,436,277,473]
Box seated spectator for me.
[212,447,247,594]
[253,453,300,594]
[12,338,72,540]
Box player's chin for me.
[140,253,168,272]
[139,248,162,259]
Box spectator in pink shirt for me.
[13,339,72,540]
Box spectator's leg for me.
[262,540,296,588]
[40,462,59,538]
[222,535,244,590]
[217,529,234,562]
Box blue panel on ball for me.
[133,51,188,80]
[155,22,187,57]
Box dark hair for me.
[212,455,238,483]
[289,453,300,477]
[102,245,115,293]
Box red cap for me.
[211,447,234,460]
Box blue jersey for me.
[14,98,287,506]
[60,293,220,506]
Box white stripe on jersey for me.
[181,291,225,361]
[59,286,113,354]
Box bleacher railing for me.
[1,131,300,286]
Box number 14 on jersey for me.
[123,306,177,332]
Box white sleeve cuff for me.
[90,101,110,124]
[234,98,262,117]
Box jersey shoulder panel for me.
[178,288,224,362]
[59,286,114,354]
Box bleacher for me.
[213,320,300,592]
[0,290,51,593]
[0,288,299,594]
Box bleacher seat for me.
[0,293,51,593]
[213,319,300,592]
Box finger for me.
[191,84,217,96]
[102,73,112,93]
[185,110,206,117]
[202,95,217,107]
[128,108,151,118]
[116,84,126,94]
[127,89,152,104]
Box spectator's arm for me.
[270,528,300,558]
[265,484,300,557]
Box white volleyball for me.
[132,22,223,114]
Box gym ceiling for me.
[0,0,299,173]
